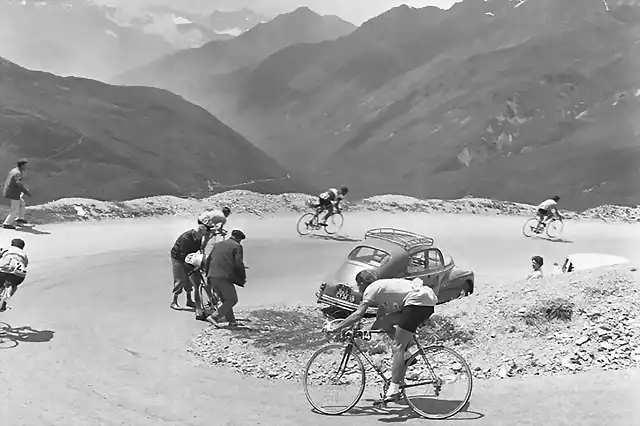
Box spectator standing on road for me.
[3,159,32,229]
[205,229,247,328]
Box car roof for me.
[363,228,435,253]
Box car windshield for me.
[348,246,391,268]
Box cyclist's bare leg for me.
[192,272,203,316]
[321,205,334,224]
[388,327,414,396]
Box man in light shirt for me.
[327,269,438,403]
[526,256,544,281]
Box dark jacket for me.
[3,168,29,200]
[170,229,204,262]
[206,238,246,285]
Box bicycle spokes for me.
[402,346,473,420]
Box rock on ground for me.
[188,267,639,383]
[5,190,640,224]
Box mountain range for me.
[0,0,272,80]
[118,0,640,210]
[0,56,309,204]
[113,7,357,90]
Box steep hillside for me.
[183,0,640,211]
[0,57,310,204]
[112,7,356,91]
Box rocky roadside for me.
[187,268,639,384]
[4,190,640,225]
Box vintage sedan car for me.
[316,228,475,315]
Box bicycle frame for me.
[335,328,441,395]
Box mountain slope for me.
[0,57,309,204]
[0,0,180,80]
[185,0,640,210]
[112,7,356,91]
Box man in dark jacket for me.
[3,159,31,229]
[205,229,247,327]
[170,223,211,310]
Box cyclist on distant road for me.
[309,186,348,226]
[0,238,29,312]
[326,269,438,403]
[536,196,562,227]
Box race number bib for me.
[0,255,27,277]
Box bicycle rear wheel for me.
[546,219,564,239]
[522,218,539,237]
[303,343,366,415]
[402,345,473,420]
[297,213,316,236]
[324,213,344,235]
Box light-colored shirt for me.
[362,278,438,312]
[0,246,29,278]
[538,199,557,210]
[526,270,543,281]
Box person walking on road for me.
[205,229,247,328]
[3,159,32,229]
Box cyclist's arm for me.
[332,300,375,333]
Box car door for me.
[429,250,457,301]
[405,249,438,288]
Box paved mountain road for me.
[0,213,639,425]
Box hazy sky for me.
[94,0,461,25]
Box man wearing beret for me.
[205,229,247,327]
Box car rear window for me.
[348,246,391,268]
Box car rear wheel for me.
[457,281,473,298]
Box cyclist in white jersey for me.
[0,238,29,312]
[327,269,438,402]
[536,196,561,225]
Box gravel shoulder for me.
[188,267,639,384]
[4,190,640,226]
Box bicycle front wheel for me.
[402,345,473,420]
[297,213,316,236]
[303,344,366,415]
[324,213,344,235]
[546,219,564,239]
[522,218,538,237]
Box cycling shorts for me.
[538,208,550,216]
[0,272,25,289]
[318,198,332,207]
[397,305,434,333]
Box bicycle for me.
[187,229,227,317]
[297,201,344,236]
[522,214,564,239]
[302,319,473,420]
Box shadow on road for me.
[306,234,361,243]
[13,226,52,236]
[530,235,573,244]
[548,238,573,244]
[313,400,484,423]
[0,322,55,349]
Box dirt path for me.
[0,213,639,425]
